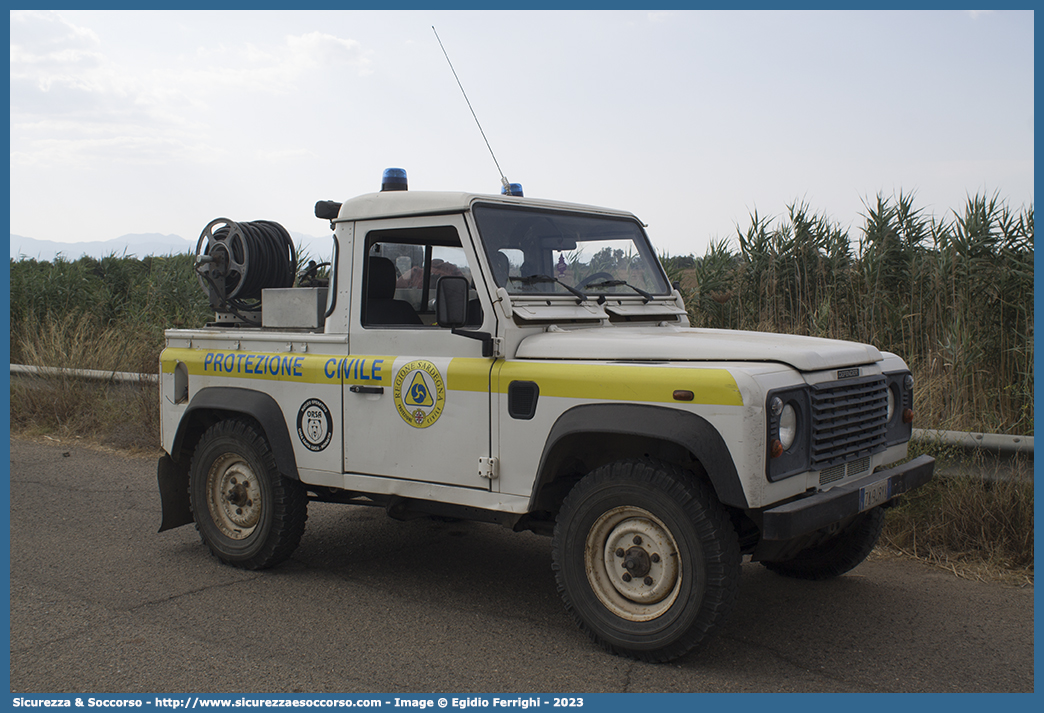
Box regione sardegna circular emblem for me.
[393,360,446,428]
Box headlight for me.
[779,403,797,450]
[884,371,914,445]
[765,387,810,481]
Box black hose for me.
[195,218,297,315]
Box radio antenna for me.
[433,26,510,192]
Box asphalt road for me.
[9,438,1034,693]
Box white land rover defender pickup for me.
[158,168,934,663]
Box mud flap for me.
[157,454,194,532]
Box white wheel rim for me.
[207,452,262,540]
[584,506,682,621]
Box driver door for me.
[341,214,497,491]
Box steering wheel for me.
[576,272,615,289]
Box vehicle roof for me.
[335,190,640,223]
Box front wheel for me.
[552,459,740,663]
[189,419,308,570]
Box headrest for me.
[367,256,397,299]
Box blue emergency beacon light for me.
[381,168,408,192]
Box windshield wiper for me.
[584,279,654,303]
[509,274,588,303]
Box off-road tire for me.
[189,419,308,570]
[762,507,885,580]
[552,458,740,663]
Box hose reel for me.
[195,218,297,321]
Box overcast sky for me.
[9,9,1035,257]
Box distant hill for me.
[10,233,194,261]
[10,231,333,262]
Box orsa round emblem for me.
[297,398,333,452]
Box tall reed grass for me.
[665,192,1034,435]
[10,251,212,366]
[9,251,210,448]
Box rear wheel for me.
[189,419,307,570]
[762,507,885,580]
[552,458,740,662]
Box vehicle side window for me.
[361,226,482,328]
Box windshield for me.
[473,204,670,298]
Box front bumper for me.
[760,454,935,541]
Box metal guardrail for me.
[912,429,1033,483]
[10,363,1034,458]
[912,428,1033,457]
[10,363,158,384]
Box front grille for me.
[819,463,845,485]
[819,455,871,486]
[810,375,888,470]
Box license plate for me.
[859,479,890,511]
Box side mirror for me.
[436,275,469,329]
[314,200,341,220]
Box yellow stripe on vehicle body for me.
[497,361,742,406]
[446,358,495,392]
[446,358,743,406]
[161,349,742,406]
[161,348,394,386]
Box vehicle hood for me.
[514,326,882,372]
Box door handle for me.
[349,385,384,395]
